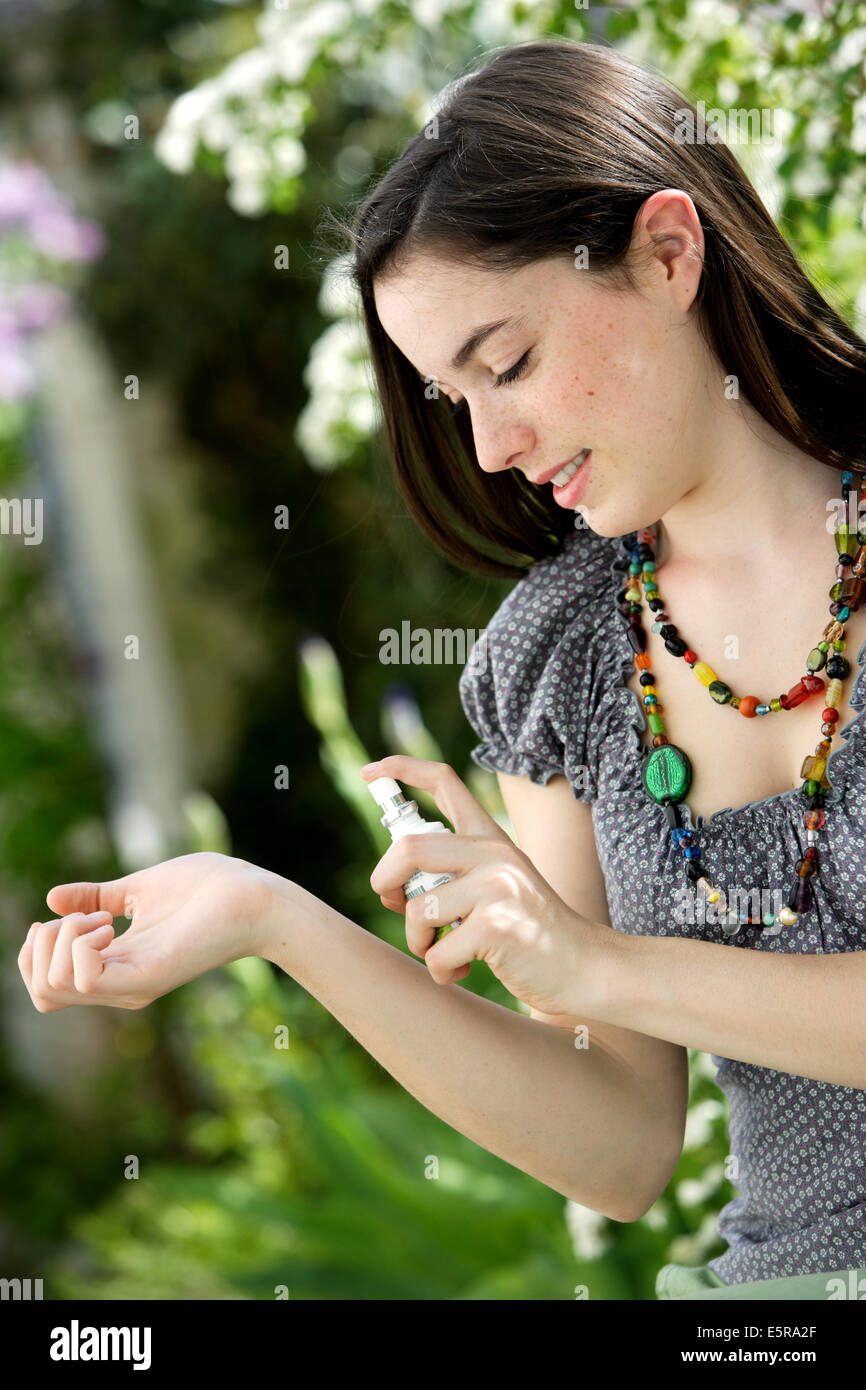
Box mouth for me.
[530,448,592,487]
[551,449,593,509]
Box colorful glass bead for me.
[642,744,692,804]
[800,754,827,781]
[781,677,823,709]
[826,655,849,679]
[622,469,862,937]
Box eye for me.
[493,348,532,388]
[444,347,532,417]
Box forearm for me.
[257,874,667,1220]
[595,929,866,1089]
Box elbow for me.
[605,1195,659,1225]
[598,1139,684,1225]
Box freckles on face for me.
[373,253,692,463]
[581,287,699,456]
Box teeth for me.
[552,449,590,486]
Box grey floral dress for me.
[458,521,866,1284]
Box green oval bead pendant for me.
[643,743,692,804]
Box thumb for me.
[46,876,141,920]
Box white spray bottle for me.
[366,776,462,941]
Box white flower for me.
[270,135,306,177]
[833,24,866,72]
[82,99,131,147]
[220,47,278,101]
[715,74,739,107]
[790,157,834,200]
[154,122,199,174]
[201,110,240,153]
[295,317,376,469]
[641,1198,669,1231]
[411,0,464,28]
[225,139,271,182]
[345,392,379,432]
[565,1201,613,1261]
[683,1097,724,1150]
[227,178,268,217]
[318,254,360,319]
[296,0,352,42]
[852,95,866,156]
[805,115,836,153]
[166,79,221,131]
[271,35,317,84]
[676,1164,725,1206]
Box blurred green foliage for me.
[2,0,864,1298]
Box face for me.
[373,241,715,539]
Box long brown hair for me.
[319,37,866,578]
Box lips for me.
[551,450,593,509]
[529,449,592,487]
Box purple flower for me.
[14,282,70,330]
[0,159,56,226]
[0,333,35,401]
[0,158,105,261]
[29,210,105,261]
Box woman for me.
[18,38,866,1300]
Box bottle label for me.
[403,871,454,898]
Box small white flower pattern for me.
[458,524,866,1285]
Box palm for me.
[97,858,238,1002]
[25,852,264,1011]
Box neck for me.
[652,420,843,582]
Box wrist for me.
[568,914,623,1021]
[245,866,309,964]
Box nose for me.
[469,408,534,476]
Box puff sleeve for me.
[457,528,616,804]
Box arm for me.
[591,928,866,1089]
[495,771,687,1188]
[258,869,675,1221]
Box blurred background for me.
[0,0,864,1300]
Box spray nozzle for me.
[366,775,418,827]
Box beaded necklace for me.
[616,468,866,939]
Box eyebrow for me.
[414,312,528,381]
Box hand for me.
[18,852,274,1013]
[360,756,607,1017]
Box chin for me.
[573,506,624,540]
[581,502,657,542]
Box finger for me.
[403,879,471,958]
[71,927,122,996]
[46,875,141,920]
[47,912,114,991]
[17,921,40,992]
[359,756,501,838]
[30,921,69,1012]
[421,909,482,986]
[370,831,506,896]
[31,920,61,995]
